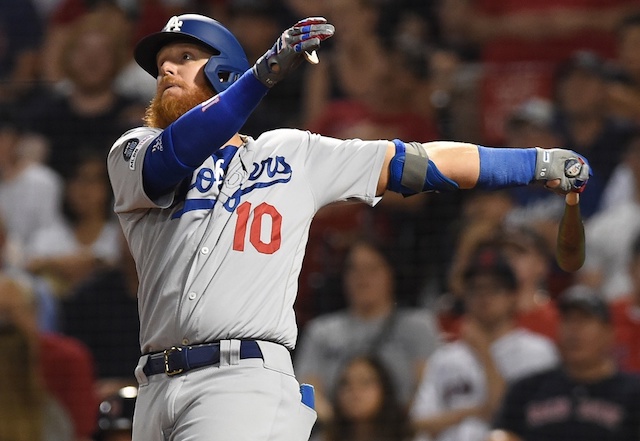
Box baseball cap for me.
[557,285,610,323]
[463,246,518,291]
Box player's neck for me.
[227,133,244,148]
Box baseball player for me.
[107,13,591,441]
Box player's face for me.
[155,43,212,98]
[336,359,384,422]
[144,43,215,128]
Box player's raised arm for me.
[376,140,591,197]
[139,15,334,199]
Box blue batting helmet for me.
[134,14,249,93]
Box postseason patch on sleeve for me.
[123,138,139,162]
[122,138,145,171]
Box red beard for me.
[144,77,215,129]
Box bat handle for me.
[565,191,579,206]
[556,191,585,272]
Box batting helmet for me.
[134,14,249,93]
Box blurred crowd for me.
[2,0,640,440]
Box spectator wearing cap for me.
[553,50,637,215]
[438,226,561,342]
[410,246,558,441]
[489,285,640,441]
[611,232,640,373]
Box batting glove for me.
[252,17,335,88]
[534,147,591,194]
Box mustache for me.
[158,75,188,90]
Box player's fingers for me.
[289,25,335,41]
[295,37,322,53]
[544,178,570,195]
[294,17,328,27]
[545,178,561,189]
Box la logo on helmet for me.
[166,16,183,32]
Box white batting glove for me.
[252,17,335,88]
[534,147,591,194]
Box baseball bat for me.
[556,191,585,272]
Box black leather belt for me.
[143,340,263,377]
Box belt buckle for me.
[164,346,184,376]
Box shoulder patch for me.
[123,139,139,162]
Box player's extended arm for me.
[142,18,334,199]
[377,141,590,197]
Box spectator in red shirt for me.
[0,272,97,440]
[611,232,640,373]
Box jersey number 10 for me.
[233,201,282,254]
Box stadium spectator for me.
[27,9,142,177]
[25,152,121,299]
[0,215,59,333]
[295,237,440,424]
[0,109,63,265]
[302,0,387,127]
[499,226,560,340]
[320,355,413,441]
[552,51,637,214]
[457,0,638,144]
[411,246,558,441]
[608,13,640,123]
[611,233,640,373]
[579,133,640,300]
[0,272,97,440]
[502,98,568,235]
[489,285,640,441]
[0,0,44,107]
[62,233,139,399]
[0,321,73,441]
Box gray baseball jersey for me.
[107,127,388,353]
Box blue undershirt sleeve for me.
[476,146,537,189]
[142,71,268,199]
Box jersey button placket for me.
[201,246,209,255]
[188,292,197,300]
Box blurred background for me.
[1,0,640,440]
